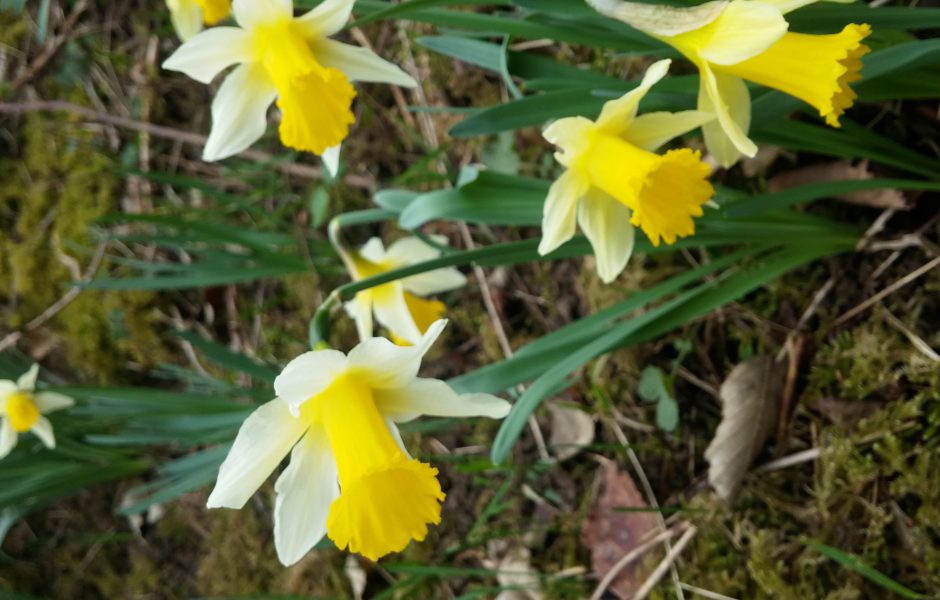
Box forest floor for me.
[1,2,939,599]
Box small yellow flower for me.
[345,237,467,346]
[206,320,510,565]
[162,0,416,173]
[166,0,232,41]
[539,59,714,283]
[587,0,871,166]
[0,364,74,459]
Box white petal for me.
[347,319,446,390]
[578,189,635,284]
[167,0,204,41]
[322,143,341,177]
[273,428,339,566]
[587,0,728,37]
[596,59,671,134]
[0,380,17,410]
[203,63,277,161]
[232,0,292,29]
[31,416,55,449]
[698,64,756,166]
[312,40,416,87]
[0,420,18,459]
[274,350,350,411]
[384,236,442,265]
[206,398,307,509]
[16,364,39,392]
[376,378,511,422]
[538,169,587,256]
[33,392,75,414]
[372,281,422,345]
[345,293,375,342]
[543,116,594,166]
[696,1,788,65]
[625,110,715,152]
[296,0,355,38]
[402,268,467,297]
[357,237,387,264]
[162,27,252,84]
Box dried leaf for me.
[487,541,542,600]
[768,160,908,209]
[547,401,595,461]
[582,458,658,599]
[740,145,786,177]
[705,356,786,502]
[811,397,882,430]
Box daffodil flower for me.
[1,364,74,459]
[162,0,416,173]
[587,0,871,166]
[539,59,714,283]
[166,0,231,41]
[344,237,467,346]
[207,320,510,565]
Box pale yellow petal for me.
[692,0,788,65]
[625,110,715,152]
[698,62,756,166]
[538,169,588,256]
[578,189,635,284]
[543,116,594,167]
[595,59,671,135]
[586,0,728,37]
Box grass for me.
[2,1,940,598]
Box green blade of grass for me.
[806,541,926,599]
[490,242,850,464]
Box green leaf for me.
[398,167,548,228]
[787,5,940,31]
[754,119,940,180]
[638,366,668,403]
[309,187,330,228]
[374,189,421,212]
[174,331,279,384]
[806,541,926,599]
[481,131,521,175]
[656,396,679,432]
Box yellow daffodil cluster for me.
[152,0,875,567]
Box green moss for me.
[0,110,166,381]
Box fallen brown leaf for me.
[582,458,658,599]
[768,160,908,209]
[811,396,883,430]
[705,356,786,503]
[486,540,543,600]
[547,401,595,461]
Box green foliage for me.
[4,0,940,597]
